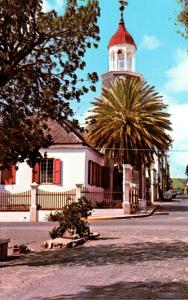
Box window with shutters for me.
[33,159,61,184]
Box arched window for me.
[117,50,125,70]
[127,53,132,71]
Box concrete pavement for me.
[1,197,188,299]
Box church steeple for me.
[108,1,136,72]
[102,1,142,88]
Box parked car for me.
[169,190,177,198]
[163,190,177,201]
[163,190,173,201]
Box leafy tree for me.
[86,77,172,166]
[177,0,188,37]
[185,164,188,178]
[0,0,100,168]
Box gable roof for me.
[46,119,103,157]
[47,119,87,145]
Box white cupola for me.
[108,2,137,73]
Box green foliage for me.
[177,0,188,38]
[172,178,186,191]
[0,0,100,168]
[46,197,92,239]
[185,164,188,178]
[87,77,172,165]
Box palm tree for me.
[87,77,172,166]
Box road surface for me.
[1,197,188,299]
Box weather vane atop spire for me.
[119,1,128,23]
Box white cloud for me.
[140,34,161,50]
[162,49,188,177]
[165,48,188,92]
[160,92,175,106]
[42,0,64,12]
[168,103,188,178]
[42,0,51,12]
[77,110,94,127]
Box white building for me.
[0,120,106,193]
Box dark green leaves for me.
[0,0,100,168]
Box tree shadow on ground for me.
[0,255,20,262]
[40,281,188,299]
[158,203,188,212]
[1,240,188,268]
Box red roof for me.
[108,21,136,48]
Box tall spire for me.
[119,1,128,23]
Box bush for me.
[46,197,92,239]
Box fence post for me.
[123,164,133,214]
[75,184,83,202]
[30,183,38,222]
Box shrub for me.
[46,197,92,239]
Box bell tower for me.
[102,1,142,88]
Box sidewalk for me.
[88,205,160,221]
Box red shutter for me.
[12,166,16,184]
[53,159,61,184]
[88,160,92,185]
[99,165,102,187]
[32,163,40,184]
[92,162,97,186]
[96,164,101,187]
[1,166,16,185]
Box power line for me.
[92,148,188,152]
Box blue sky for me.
[43,0,188,178]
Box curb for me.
[87,205,161,221]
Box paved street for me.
[1,198,188,299]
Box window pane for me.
[41,160,47,183]
[127,55,132,70]
[118,54,124,70]
[48,159,53,183]
[41,159,53,183]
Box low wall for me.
[0,211,30,222]
[0,210,61,222]
[38,210,60,222]
[91,208,123,217]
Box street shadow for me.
[160,205,188,212]
[1,240,188,268]
[99,237,119,240]
[37,281,188,299]
[0,255,20,262]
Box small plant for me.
[46,197,92,239]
